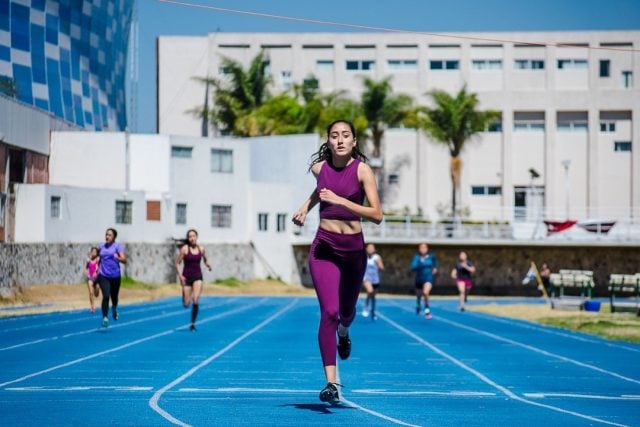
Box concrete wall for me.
[293,242,640,297]
[0,242,253,297]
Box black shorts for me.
[184,276,203,286]
[415,279,435,289]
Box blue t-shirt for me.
[98,242,124,278]
[411,253,438,285]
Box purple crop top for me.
[318,159,364,221]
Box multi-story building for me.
[0,0,133,130]
[158,31,640,231]
[1,0,134,242]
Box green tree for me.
[361,77,413,158]
[193,51,271,135]
[235,93,310,136]
[417,86,500,221]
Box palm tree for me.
[361,77,413,158]
[417,86,500,221]
[192,51,271,136]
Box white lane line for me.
[0,298,240,352]
[0,301,263,389]
[379,312,628,427]
[435,316,640,386]
[0,300,180,333]
[6,386,153,392]
[524,392,640,401]
[461,309,640,354]
[353,389,496,397]
[340,397,421,427]
[148,299,299,427]
[178,387,317,394]
[387,300,640,386]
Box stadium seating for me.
[549,270,595,310]
[608,274,640,315]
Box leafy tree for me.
[193,51,271,135]
[360,77,413,157]
[417,86,500,221]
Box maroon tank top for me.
[317,159,364,221]
[182,246,203,279]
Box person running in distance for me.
[362,243,384,320]
[84,247,100,313]
[410,243,438,319]
[451,251,476,311]
[539,262,551,293]
[175,229,212,331]
[97,228,126,328]
[292,119,383,404]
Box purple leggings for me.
[309,228,366,366]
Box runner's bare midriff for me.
[319,218,362,234]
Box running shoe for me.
[112,309,118,321]
[371,313,378,321]
[424,307,432,320]
[101,317,109,328]
[319,383,340,404]
[415,305,421,315]
[337,333,351,360]
[189,323,197,332]
[460,306,465,312]
[361,309,370,318]
[90,307,95,314]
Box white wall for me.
[50,131,127,189]
[129,134,171,197]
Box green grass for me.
[120,276,155,290]
[538,315,640,343]
[213,277,245,288]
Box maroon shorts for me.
[458,278,473,289]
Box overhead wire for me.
[156,0,640,53]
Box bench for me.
[549,270,595,310]
[608,274,640,315]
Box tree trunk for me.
[450,156,462,220]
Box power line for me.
[156,0,640,53]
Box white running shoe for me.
[362,309,370,318]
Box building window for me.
[258,213,268,231]
[171,146,193,158]
[487,120,503,132]
[277,213,287,232]
[211,149,233,173]
[557,121,588,131]
[429,60,459,70]
[146,200,161,221]
[471,186,502,196]
[614,141,632,152]
[218,66,232,75]
[471,59,502,70]
[599,121,616,132]
[622,71,633,88]
[387,59,418,70]
[514,112,545,131]
[599,60,610,77]
[346,60,375,71]
[514,59,545,70]
[115,201,133,224]
[557,59,588,69]
[388,173,399,185]
[50,196,61,219]
[176,203,187,225]
[211,205,232,228]
[316,60,334,71]
[280,70,293,87]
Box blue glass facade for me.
[0,0,133,130]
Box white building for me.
[13,131,318,282]
[157,31,640,229]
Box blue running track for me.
[0,296,638,426]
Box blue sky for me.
[134,0,640,133]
